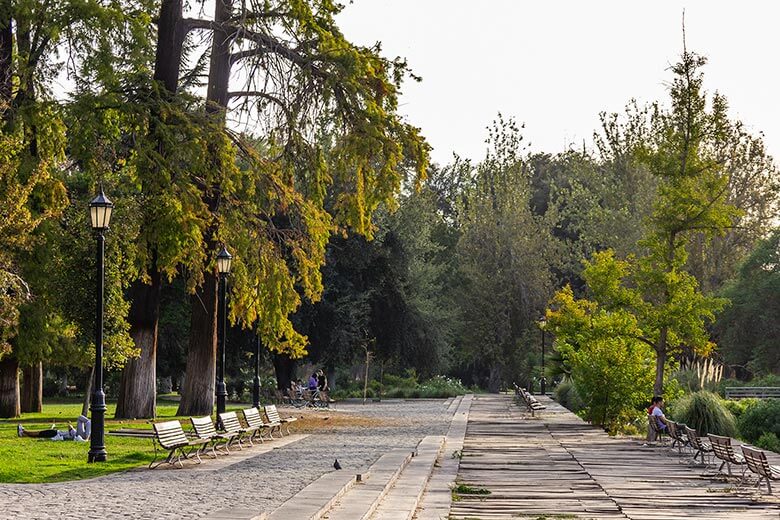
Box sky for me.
[335,1,780,166]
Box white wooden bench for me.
[264,404,296,435]
[150,420,210,469]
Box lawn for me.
[0,397,248,483]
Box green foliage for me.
[547,283,655,433]
[553,380,584,414]
[455,117,556,391]
[670,391,737,437]
[755,433,780,453]
[721,398,758,421]
[715,231,780,377]
[737,399,780,444]
[332,374,467,399]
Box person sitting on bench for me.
[649,396,668,431]
[17,415,91,441]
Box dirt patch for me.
[281,409,401,433]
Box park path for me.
[450,393,780,520]
[0,399,454,520]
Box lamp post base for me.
[216,381,227,415]
[88,389,107,463]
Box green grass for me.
[0,397,247,483]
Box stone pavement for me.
[0,399,455,520]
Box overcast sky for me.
[336,1,780,166]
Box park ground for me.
[0,395,779,519]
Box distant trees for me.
[715,230,780,377]
[455,119,555,392]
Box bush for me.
[737,398,780,444]
[721,398,758,420]
[756,432,780,453]
[553,380,585,413]
[671,391,737,437]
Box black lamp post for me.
[538,315,547,396]
[252,335,261,409]
[215,245,232,415]
[88,190,113,463]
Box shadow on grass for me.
[44,452,152,482]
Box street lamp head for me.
[89,190,114,231]
[538,315,547,328]
[216,245,233,275]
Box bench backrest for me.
[742,446,772,478]
[190,416,217,439]
[684,426,704,449]
[648,414,664,433]
[218,411,243,434]
[667,421,682,440]
[243,407,264,429]
[725,387,780,399]
[264,405,281,424]
[708,434,738,463]
[153,420,189,449]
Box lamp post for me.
[252,335,261,409]
[88,190,113,463]
[538,316,547,396]
[215,245,232,415]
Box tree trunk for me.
[20,362,42,413]
[0,357,20,418]
[653,328,668,397]
[176,271,218,416]
[0,10,12,111]
[116,0,186,419]
[272,353,296,391]
[116,273,162,419]
[174,0,232,417]
[487,362,502,394]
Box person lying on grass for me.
[17,415,91,441]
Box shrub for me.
[756,432,780,453]
[721,398,758,420]
[671,391,737,437]
[553,381,585,413]
[737,398,780,444]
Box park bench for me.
[741,445,780,494]
[191,415,238,456]
[708,434,747,480]
[647,414,668,445]
[513,384,546,416]
[725,387,780,399]
[684,426,714,464]
[667,421,689,454]
[264,404,296,436]
[242,407,276,443]
[150,420,210,469]
[218,411,259,449]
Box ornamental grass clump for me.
[671,391,737,437]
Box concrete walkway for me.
[450,394,780,520]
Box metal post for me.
[252,335,261,409]
[216,272,228,415]
[88,232,107,463]
[540,328,546,396]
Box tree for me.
[455,117,555,392]
[70,0,431,417]
[636,50,738,394]
[714,230,780,377]
[547,282,655,432]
